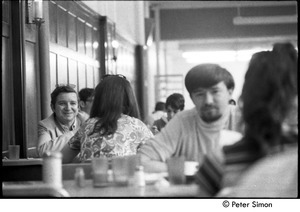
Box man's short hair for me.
[51,85,77,106]
[185,63,235,94]
[154,101,166,111]
[79,88,94,102]
[166,93,185,111]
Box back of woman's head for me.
[90,75,140,135]
[241,42,297,152]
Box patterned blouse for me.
[68,114,153,162]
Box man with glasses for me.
[37,85,88,157]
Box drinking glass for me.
[8,145,20,160]
[167,156,186,184]
[92,157,109,187]
[112,157,129,186]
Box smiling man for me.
[37,85,88,157]
[139,64,241,173]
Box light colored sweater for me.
[139,107,240,167]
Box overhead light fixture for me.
[233,15,297,25]
[26,0,45,26]
[182,48,268,64]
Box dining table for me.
[2,174,208,197]
[63,178,204,197]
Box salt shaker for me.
[74,167,85,187]
[134,165,146,187]
[42,151,62,188]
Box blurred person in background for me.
[78,88,95,119]
[37,85,88,157]
[144,101,166,127]
[139,64,242,173]
[61,75,153,163]
[221,42,298,197]
[151,93,185,134]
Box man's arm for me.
[37,124,75,157]
[140,153,168,173]
[61,143,80,163]
[138,115,183,173]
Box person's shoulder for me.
[220,130,243,147]
[77,111,89,123]
[39,114,56,128]
[175,107,197,120]
[154,116,166,124]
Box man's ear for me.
[190,93,196,105]
[50,104,55,112]
[79,101,85,109]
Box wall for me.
[82,1,145,45]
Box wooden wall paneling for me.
[93,66,99,87]
[50,52,57,91]
[77,19,85,54]
[24,41,40,157]
[49,1,57,44]
[85,23,93,58]
[2,0,9,23]
[2,36,15,155]
[57,55,68,84]
[68,58,78,90]
[78,62,87,90]
[92,27,99,60]
[57,6,67,47]
[67,12,77,51]
[11,0,26,157]
[2,1,14,155]
[86,65,94,88]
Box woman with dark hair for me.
[221,42,298,197]
[61,75,153,163]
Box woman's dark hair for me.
[89,75,140,136]
[166,93,185,111]
[241,42,297,156]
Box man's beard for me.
[200,106,221,123]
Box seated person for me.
[221,42,298,197]
[37,85,88,157]
[78,88,95,119]
[138,64,242,173]
[61,75,153,163]
[144,101,166,127]
[152,93,185,134]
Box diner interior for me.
[1,1,298,198]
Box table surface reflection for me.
[3,179,205,197]
[63,179,203,197]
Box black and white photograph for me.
[1,0,298,210]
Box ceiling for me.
[148,1,298,52]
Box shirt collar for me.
[55,116,77,132]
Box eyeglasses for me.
[55,83,76,89]
[102,74,126,80]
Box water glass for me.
[92,157,109,187]
[8,145,20,160]
[167,156,186,184]
[112,157,129,186]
